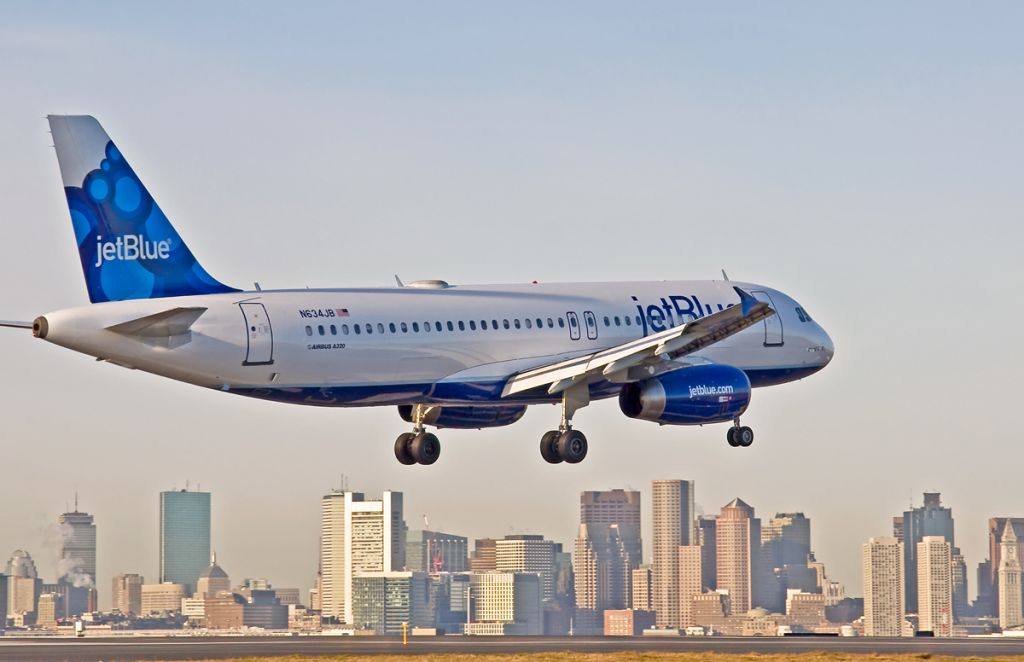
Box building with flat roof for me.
[58,505,97,617]
[863,537,905,637]
[917,536,953,636]
[652,479,694,628]
[406,530,468,574]
[111,573,143,615]
[470,539,497,572]
[141,582,187,614]
[160,489,211,595]
[897,492,954,614]
[351,571,432,634]
[604,608,655,635]
[469,572,542,635]
[320,490,405,623]
[495,535,556,602]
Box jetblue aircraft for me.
[1,116,834,466]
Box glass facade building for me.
[159,489,211,594]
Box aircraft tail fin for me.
[47,115,237,303]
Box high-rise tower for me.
[58,501,97,616]
[863,537,905,637]
[999,521,1023,630]
[159,488,211,595]
[651,480,694,628]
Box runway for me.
[2,635,1024,662]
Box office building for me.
[697,516,717,591]
[863,537,905,637]
[0,574,7,628]
[632,565,652,611]
[468,572,542,635]
[716,498,759,615]
[242,589,289,629]
[196,553,230,599]
[896,492,954,613]
[678,545,703,628]
[351,571,432,634]
[951,548,968,622]
[999,521,1023,629]
[160,489,211,595]
[763,513,811,568]
[917,536,952,636]
[320,490,405,623]
[36,592,58,628]
[495,535,556,602]
[604,608,655,635]
[5,550,40,617]
[57,505,97,617]
[141,582,187,613]
[205,593,245,628]
[470,539,497,572]
[651,479,694,628]
[111,573,144,615]
[406,530,468,573]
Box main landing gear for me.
[540,382,591,464]
[395,405,442,465]
[727,420,754,448]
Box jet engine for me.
[618,364,751,425]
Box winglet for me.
[733,286,758,317]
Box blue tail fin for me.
[48,115,237,303]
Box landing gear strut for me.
[539,382,590,464]
[395,405,442,465]
[727,420,754,448]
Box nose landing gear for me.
[727,420,754,447]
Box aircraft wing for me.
[501,287,773,397]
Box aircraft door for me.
[750,291,784,346]
[583,311,598,340]
[566,312,581,341]
[240,302,274,365]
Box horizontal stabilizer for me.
[0,320,33,329]
[107,307,207,338]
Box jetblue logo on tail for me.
[94,235,171,268]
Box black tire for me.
[727,427,739,447]
[540,430,563,464]
[737,426,754,447]
[395,433,416,465]
[557,429,588,464]
[411,432,441,465]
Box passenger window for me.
[447,321,454,331]
[365,324,373,334]
[614,316,621,326]
[412,322,419,332]
[377,323,385,334]
[469,320,477,331]
[536,318,543,328]
[547,318,554,328]
[603,316,610,327]
[525,319,532,329]
[305,325,312,336]
[558,318,565,328]
[503,319,510,329]
[354,325,362,335]
[458,321,466,331]
[401,322,408,333]
[424,322,431,333]
[330,324,337,335]
[389,322,396,333]
[480,320,487,330]
[636,316,642,326]
[514,319,521,329]
[437,321,444,332]
[318,325,325,336]
[569,317,578,328]
[342,324,350,335]
[492,319,499,329]
[624,316,631,326]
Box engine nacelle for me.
[618,364,751,425]
[397,404,527,429]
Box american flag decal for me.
[335,308,350,317]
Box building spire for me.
[1004,520,1018,544]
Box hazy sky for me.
[1,2,1022,609]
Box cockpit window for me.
[795,307,813,323]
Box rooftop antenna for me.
[75,490,79,512]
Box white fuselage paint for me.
[37,280,834,408]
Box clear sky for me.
[1,2,1022,608]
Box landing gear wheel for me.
[726,427,740,447]
[410,432,441,465]
[540,430,563,464]
[736,426,754,447]
[557,429,588,464]
[395,432,416,465]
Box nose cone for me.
[817,325,835,366]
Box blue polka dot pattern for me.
[64,140,237,303]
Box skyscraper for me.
[58,504,97,617]
[678,545,702,628]
[986,517,1024,617]
[5,550,40,617]
[897,492,954,613]
[160,489,211,595]
[111,573,144,615]
[716,498,759,615]
[495,535,557,602]
[406,530,468,573]
[998,521,1023,630]
[651,479,694,628]
[573,489,642,631]
[863,537,905,637]
[763,513,811,568]
[697,516,718,591]
[320,490,404,623]
[917,536,952,636]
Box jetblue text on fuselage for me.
[631,294,733,335]
[93,235,171,268]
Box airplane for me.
[0,116,834,466]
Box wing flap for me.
[502,287,773,397]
